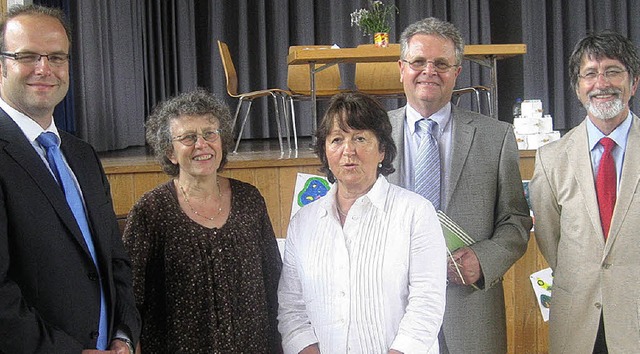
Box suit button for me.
[594,302,602,309]
[87,272,98,281]
[90,330,99,339]
[602,263,611,269]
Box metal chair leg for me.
[233,99,253,153]
[270,93,284,154]
[288,95,298,151]
[231,101,243,135]
[472,87,481,112]
[280,93,298,151]
[277,93,291,151]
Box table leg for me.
[490,56,498,119]
[310,61,317,147]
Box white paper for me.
[290,173,331,219]
[529,267,553,321]
[277,238,286,261]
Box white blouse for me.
[278,176,447,354]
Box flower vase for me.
[373,32,389,47]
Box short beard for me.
[584,89,625,121]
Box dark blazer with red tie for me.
[0,109,141,352]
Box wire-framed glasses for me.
[401,59,459,73]
[0,52,70,66]
[578,68,627,84]
[172,129,222,146]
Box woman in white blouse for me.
[278,92,447,354]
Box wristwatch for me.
[114,337,135,354]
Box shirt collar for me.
[0,97,59,144]
[406,102,452,135]
[586,111,632,152]
[319,175,390,215]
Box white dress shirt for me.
[278,176,447,354]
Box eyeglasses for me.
[578,68,627,84]
[401,59,459,73]
[0,52,70,66]
[172,129,222,146]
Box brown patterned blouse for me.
[123,179,282,353]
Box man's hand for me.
[447,247,482,285]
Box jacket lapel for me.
[388,107,406,186]
[605,114,640,253]
[0,113,91,255]
[566,122,606,245]
[446,106,475,209]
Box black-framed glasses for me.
[578,68,627,84]
[402,59,459,73]
[0,52,70,66]
[172,129,222,146]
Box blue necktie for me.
[414,119,441,210]
[37,132,108,350]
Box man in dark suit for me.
[386,17,532,353]
[0,5,140,353]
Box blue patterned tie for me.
[37,132,108,350]
[414,119,441,210]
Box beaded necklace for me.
[179,180,223,221]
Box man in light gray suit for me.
[530,31,640,353]
[386,18,532,353]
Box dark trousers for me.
[593,314,608,354]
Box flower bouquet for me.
[350,0,398,43]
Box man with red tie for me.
[530,31,640,353]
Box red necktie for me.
[596,137,616,239]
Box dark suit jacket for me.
[387,105,532,353]
[0,110,140,352]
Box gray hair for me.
[568,30,640,91]
[145,88,234,177]
[399,17,464,65]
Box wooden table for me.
[288,44,526,133]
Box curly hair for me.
[399,17,464,65]
[145,88,234,177]
[315,92,396,183]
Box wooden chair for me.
[354,44,405,99]
[217,40,294,153]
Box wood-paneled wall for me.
[505,151,550,354]
[102,150,548,354]
[103,153,324,237]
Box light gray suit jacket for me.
[530,114,640,353]
[388,105,532,353]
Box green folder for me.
[437,210,475,251]
[437,210,480,290]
